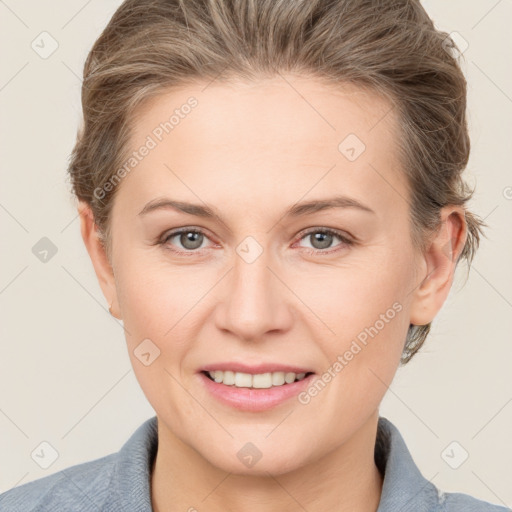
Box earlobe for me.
[409,207,467,326]
[78,201,121,319]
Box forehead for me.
[132,75,396,156]
[116,75,406,219]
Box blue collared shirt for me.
[0,416,509,511]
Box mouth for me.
[201,370,315,389]
[199,369,316,411]
[197,362,317,411]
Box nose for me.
[213,246,294,342]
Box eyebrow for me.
[138,195,376,220]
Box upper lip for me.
[200,362,314,374]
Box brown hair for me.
[68,0,486,364]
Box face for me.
[84,75,454,476]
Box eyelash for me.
[158,226,354,256]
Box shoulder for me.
[0,453,117,512]
[0,416,158,512]
[376,417,510,512]
[439,489,510,512]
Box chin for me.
[203,441,310,477]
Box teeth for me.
[207,370,309,388]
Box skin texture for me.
[79,75,466,512]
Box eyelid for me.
[159,226,354,255]
[292,227,354,254]
[295,226,354,244]
[159,226,219,249]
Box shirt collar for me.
[105,415,440,512]
[375,417,440,511]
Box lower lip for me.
[198,372,315,412]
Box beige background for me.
[1,0,511,506]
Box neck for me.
[151,411,384,512]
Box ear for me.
[78,201,121,319]
[409,206,468,326]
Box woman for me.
[1,0,508,510]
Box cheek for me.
[114,257,219,395]
[292,255,410,341]
[300,304,406,440]
[115,254,204,338]
[114,261,201,417]
[294,253,411,401]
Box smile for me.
[204,370,313,388]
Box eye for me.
[295,228,353,254]
[160,227,213,254]
[158,226,354,256]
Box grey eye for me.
[164,230,206,251]
[307,232,335,250]
[178,231,204,250]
